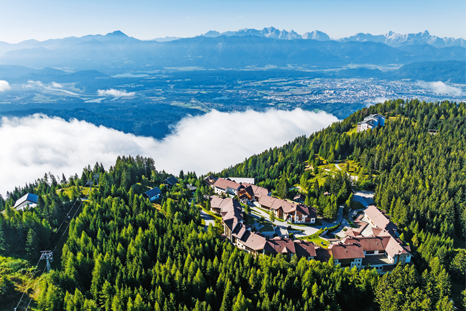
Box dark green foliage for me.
[449,250,466,282]
[0,275,15,298]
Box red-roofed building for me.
[257,195,316,224]
[364,205,398,236]
[329,243,365,268]
[213,178,243,195]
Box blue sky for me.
[1,0,464,43]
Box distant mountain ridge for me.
[0,30,464,71]
[201,27,327,41]
[201,28,465,47]
[339,30,466,47]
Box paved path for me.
[334,162,342,171]
[332,191,375,238]
[353,191,375,207]
[200,209,215,230]
[248,203,345,238]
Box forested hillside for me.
[219,99,466,308]
[0,99,465,310]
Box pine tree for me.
[277,175,288,199]
[25,228,39,259]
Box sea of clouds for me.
[416,81,463,96]
[0,109,338,195]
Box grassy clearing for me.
[300,236,329,248]
[58,185,97,197]
[0,256,43,311]
[346,126,358,136]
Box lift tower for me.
[40,250,53,272]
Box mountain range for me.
[0,30,464,72]
[199,27,465,47]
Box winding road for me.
[200,209,215,230]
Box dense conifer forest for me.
[0,99,465,310]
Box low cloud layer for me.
[97,89,135,97]
[365,97,389,107]
[23,80,80,95]
[0,80,11,92]
[0,109,337,195]
[416,81,463,96]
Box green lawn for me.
[300,236,329,248]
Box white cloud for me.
[416,81,463,96]
[0,109,338,195]
[27,80,44,87]
[0,80,11,92]
[365,97,389,107]
[51,82,63,88]
[97,89,135,97]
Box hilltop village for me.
[205,177,411,273]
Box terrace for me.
[362,254,392,266]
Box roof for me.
[239,186,255,199]
[330,243,365,260]
[213,178,241,191]
[365,205,397,234]
[228,177,255,184]
[240,231,267,250]
[293,194,305,201]
[358,119,377,127]
[144,187,161,199]
[264,238,317,257]
[343,236,391,252]
[258,196,315,217]
[219,198,243,231]
[367,113,385,119]
[315,248,332,262]
[187,184,197,191]
[242,184,269,197]
[14,193,39,208]
[164,176,179,185]
[210,196,231,210]
[345,229,359,237]
[385,237,410,258]
[204,175,218,185]
[371,228,392,237]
